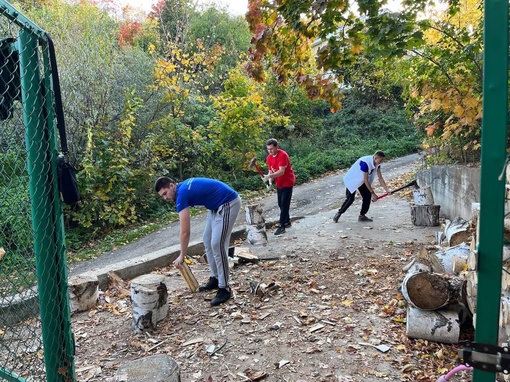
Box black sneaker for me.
[333,211,342,223]
[358,215,373,222]
[274,226,286,235]
[210,288,231,306]
[284,221,292,228]
[199,276,218,292]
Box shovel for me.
[377,179,418,200]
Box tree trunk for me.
[131,274,168,333]
[402,272,466,310]
[410,204,440,226]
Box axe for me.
[377,179,418,200]
[249,157,271,188]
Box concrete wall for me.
[417,165,481,221]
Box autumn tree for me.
[405,0,483,162]
[209,67,290,176]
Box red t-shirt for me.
[266,149,296,188]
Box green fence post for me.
[19,30,75,382]
[474,0,509,379]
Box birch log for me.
[413,186,434,206]
[444,217,471,247]
[245,204,268,245]
[68,274,99,313]
[131,274,169,333]
[406,306,461,344]
[433,243,470,275]
[402,272,466,310]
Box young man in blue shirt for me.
[155,177,242,306]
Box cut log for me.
[178,262,199,292]
[245,204,268,245]
[433,243,470,275]
[406,306,461,344]
[402,272,466,310]
[410,204,440,226]
[413,186,434,206]
[131,274,169,333]
[68,274,99,313]
[444,217,470,247]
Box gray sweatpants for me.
[202,196,241,289]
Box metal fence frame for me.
[0,1,75,381]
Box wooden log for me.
[468,236,477,271]
[402,272,466,310]
[245,204,268,245]
[410,204,440,226]
[434,243,470,275]
[131,274,168,333]
[178,262,199,292]
[406,306,461,344]
[413,186,434,206]
[444,217,471,247]
[68,274,99,313]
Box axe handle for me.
[377,192,390,200]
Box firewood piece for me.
[444,217,470,247]
[235,247,260,264]
[401,272,466,310]
[130,274,168,333]
[434,243,470,275]
[413,186,434,206]
[406,306,461,344]
[68,274,99,313]
[410,204,440,226]
[245,204,268,245]
[178,262,199,292]
[415,247,444,273]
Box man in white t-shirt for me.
[333,151,391,223]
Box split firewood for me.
[178,262,199,292]
[0,247,5,261]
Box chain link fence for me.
[0,1,75,381]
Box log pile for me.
[402,218,472,343]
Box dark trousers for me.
[338,183,372,216]
[277,186,293,227]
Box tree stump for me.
[410,204,440,226]
[131,274,168,333]
[245,204,268,245]
[68,274,99,313]
[406,306,462,344]
[402,272,466,310]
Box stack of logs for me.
[402,217,472,343]
[403,203,510,345]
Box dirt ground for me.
[71,186,474,382]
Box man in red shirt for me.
[263,138,296,235]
